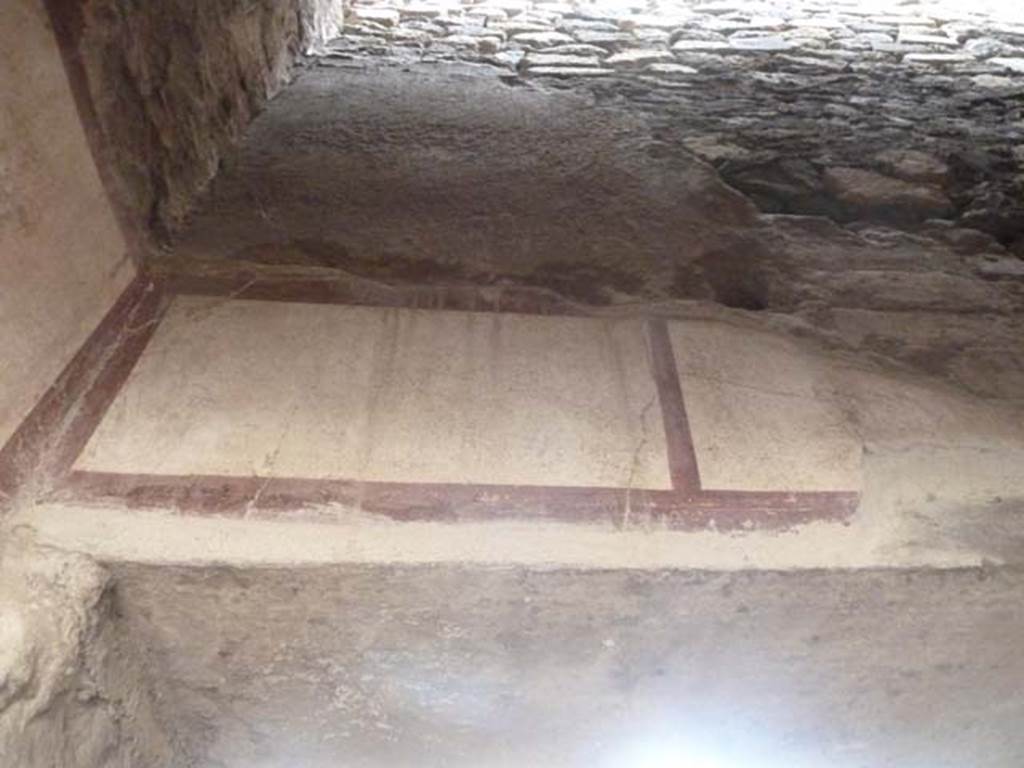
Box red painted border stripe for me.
[57,470,858,531]
[7,275,861,530]
[646,318,702,491]
[0,277,166,502]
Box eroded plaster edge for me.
[10,502,988,572]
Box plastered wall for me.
[0,0,134,449]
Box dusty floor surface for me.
[113,561,1024,768]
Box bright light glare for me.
[599,717,788,768]
[611,733,736,768]
[628,745,727,768]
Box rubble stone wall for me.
[334,0,1024,248]
[0,539,188,767]
[52,0,343,241]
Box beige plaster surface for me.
[0,0,134,448]
[669,320,864,492]
[76,297,671,488]
[15,499,987,571]
[23,390,1024,571]
[18,315,1024,572]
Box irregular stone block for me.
[523,53,604,68]
[618,14,694,31]
[903,52,975,64]
[824,167,954,222]
[543,43,610,56]
[898,30,958,47]
[726,35,796,52]
[874,149,950,185]
[992,57,1024,73]
[964,38,1018,58]
[557,19,619,33]
[499,21,552,36]
[527,65,615,77]
[975,254,1024,279]
[572,31,635,48]
[646,62,698,75]
[605,49,676,67]
[671,39,731,52]
[400,5,444,21]
[348,7,401,27]
[511,30,574,48]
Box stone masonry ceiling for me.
[332,0,1024,244]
